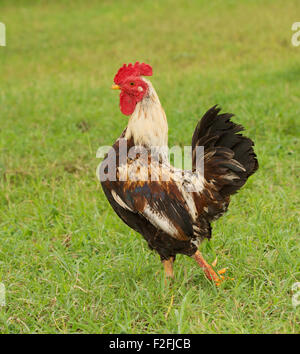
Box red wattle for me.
[120,92,137,116]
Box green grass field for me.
[0,0,299,334]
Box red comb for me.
[114,62,152,85]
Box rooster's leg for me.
[192,250,226,286]
[163,257,174,283]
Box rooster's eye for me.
[130,82,134,86]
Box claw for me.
[192,251,234,287]
[217,268,227,275]
[215,268,234,286]
[215,275,225,286]
[212,257,218,267]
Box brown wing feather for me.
[112,172,194,241]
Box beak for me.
[111,84,121,90]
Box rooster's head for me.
[112,62,153,116]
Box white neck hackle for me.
[125,78,168,149]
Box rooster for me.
[99,62,258,286]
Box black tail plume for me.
[192,105,258,198]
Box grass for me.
[0,0,299,333]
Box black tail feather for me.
[192,105,258,198]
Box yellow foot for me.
[211,258,233,286]
[217,267,227,275]
[192,251,234,287]
[215,268,234,286]
[215,268,226,286]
